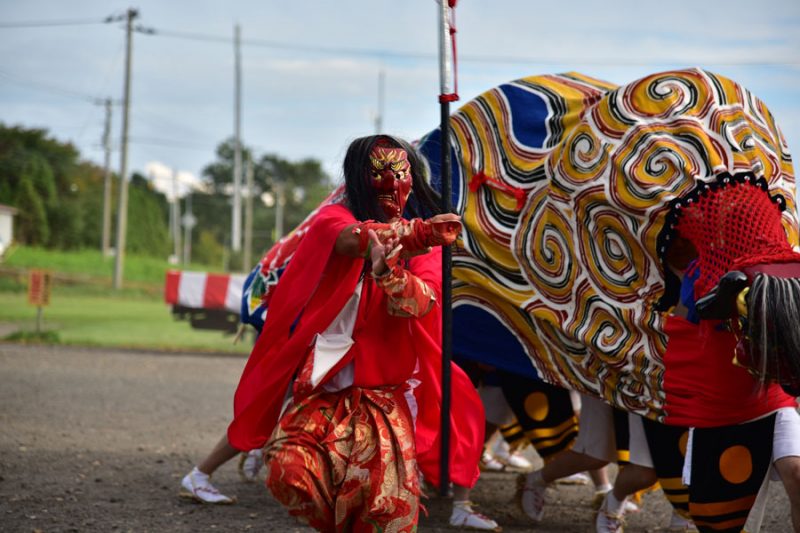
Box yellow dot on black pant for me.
[719,445,752,484]
[524,392,549,422]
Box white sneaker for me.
[179,467,236,504]
[556,472,590,485]
[480,451,505,472]
[449,501,501,531]
[491,439,533,471]
[238,449,264,482]
[505,451,533,471]
[595,494,624,533]
[596,508,625,533]
[622,498,641,515]
[517,473,546,523]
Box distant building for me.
[0,204,18,257]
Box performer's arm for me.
[368,229,437,318]
[334,214,462,259]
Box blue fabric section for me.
[240,262,266,332]
[499,84,549,148]
[418,128,461,209]
[453,304,539,379]
[680,260,701,324]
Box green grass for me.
[0,246,253,353]
[2,245,227,292]
[0,289,252,354]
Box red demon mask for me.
[369,142,412,220]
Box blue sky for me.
[1,0,798,196]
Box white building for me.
[0,204,18,257]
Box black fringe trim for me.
[654,172,787,311]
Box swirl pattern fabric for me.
[419,68,798,420]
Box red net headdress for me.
[661,172,799,298]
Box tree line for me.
[0,124,333,270]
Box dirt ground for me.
[0,343,792,532]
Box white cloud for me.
[143,161,203,200]
[1,0,798,186]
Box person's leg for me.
[774,456,800,532]
[596,414,657,533]
[589,466,613,508]
[478,382,511,471]
[541,450,609,483]
[772,407,800,532]
[610,464,658,503]
[198,434,240,475]
[180,434,240,504]
[588,466,609,487]
[519,395,615,522]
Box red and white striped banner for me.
[164,270,246,314]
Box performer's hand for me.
[427,213,462,246]
[369,229,402,277]
[429,213,461,224]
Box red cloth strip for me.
[203,273,230,309]
[164,270,180,305]
[469,171,528,211]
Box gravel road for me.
[0,343,792,532]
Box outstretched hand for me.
[369,229,402,277]
[428,213,462,246]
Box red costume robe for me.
[227,203,483,530]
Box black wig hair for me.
[342,134,443,222]
[745,273,800,391]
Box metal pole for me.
[100,97,113,256]
[112,8,137,290]
[375,68,385,134]
[243,155,254,270]
[275,179,285,241]
[438,0,454,497]
[171,168,181,261]
[232,23,243,254]
[183,193,193,265]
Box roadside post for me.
[27,269,52,334]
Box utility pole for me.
[170,168,181,262]
[243,155,254,270]
[100,97,113,256]
[274,178,285,242]
[182,193,195,265]
[375,68,385,134]
[112,7,137,289]
[231,23,243,254]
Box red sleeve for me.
[227,204,363,451]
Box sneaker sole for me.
[178,490,236,505]
[555,475,590,486]
[449,521,503,532]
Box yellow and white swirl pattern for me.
[442,68,796,420]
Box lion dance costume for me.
[415,68,800,532]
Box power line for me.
[0,70,113,104]
[0,14,126,29]
[135,25,800,67]
[139,26,434,60]
[1,14,797,66]
[128,136,216,151]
